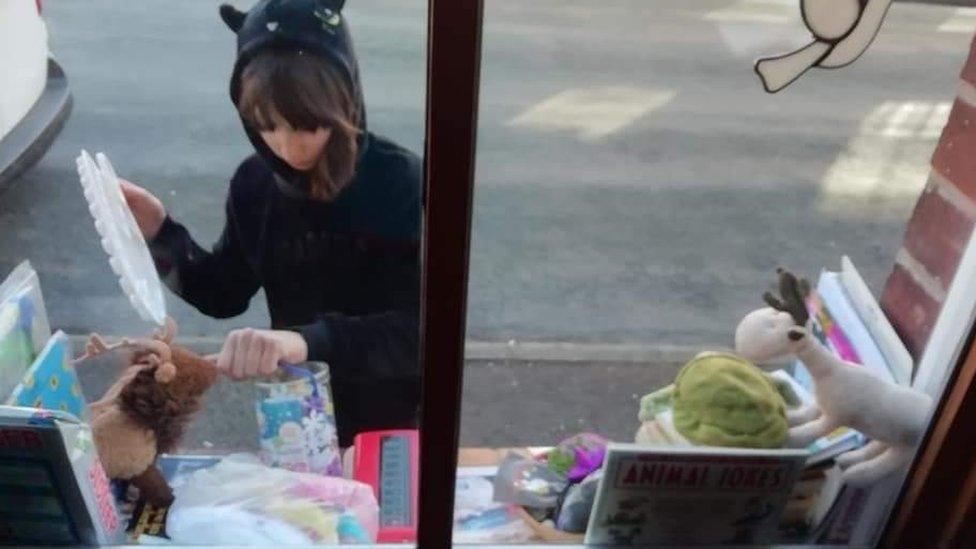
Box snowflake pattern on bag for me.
[256,366,341,476]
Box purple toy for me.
[546,433,608,483]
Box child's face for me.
[258,111,332,171]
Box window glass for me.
[456,0,976,545]
[0,0,426,545]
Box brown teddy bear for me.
[80,318,218,506]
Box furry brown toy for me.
[80,318,218,506]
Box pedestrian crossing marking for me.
[818,101,951,211]
[704,0,794,25]
[937,7,976,34]
[509,87,676,141]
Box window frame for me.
[415,2,976,546]
[416,0,484,546]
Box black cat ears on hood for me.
[219,0,347,33]
[219,4,247,32]
[216,0,367,198]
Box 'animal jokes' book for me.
[585,444,806,545]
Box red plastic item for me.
[352,429,419,543]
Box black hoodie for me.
[148,0,422,446]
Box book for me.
[817,474,903,545]
[6,331,87,421]
[779,463,845,540]
[453,466,535,543]
[807,271,895,384]
[584,443,806,545]
[839,256,913,386]
[793,275,858,392]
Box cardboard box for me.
[0,406,122,546]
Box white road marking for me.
[704,0,794,25]
[508,87,676,141]
[937,7,976,34]
[703,0,809,57]
[713,19,811,57]
[818,101,951,209]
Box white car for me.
[0,0,71,189]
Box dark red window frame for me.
[416,0,484,546]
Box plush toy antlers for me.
[762,267,811,330]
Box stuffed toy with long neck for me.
[734,269,933,486]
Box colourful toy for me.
[78,318,218,506]
[546,433,608,483]
[735,269,934,486]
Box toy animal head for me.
[118,345,218,454]
[83,318,218,454]
[735,269,811,363]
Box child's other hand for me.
[216,328,309,380]
[119,178,166,240]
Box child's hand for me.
[119,178,167,240]
[216,328,309,380]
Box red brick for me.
[881,264,943,361]
[902,189,974,291]
[960,35,976,86]
[931,99,976,201]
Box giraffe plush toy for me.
[734,269,933,486]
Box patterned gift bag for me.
[254,362,342,476]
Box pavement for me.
[2,0,975,447]
[75,343,692,451]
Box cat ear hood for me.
[220,0,367,195]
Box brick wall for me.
[881,35,976,362]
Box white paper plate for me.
[76,150,166,327]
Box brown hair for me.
[238,49,361,200]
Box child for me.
[120,0,421,446]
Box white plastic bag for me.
[169,454,379,544]
[167,506,313,545]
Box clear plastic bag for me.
[169,453,378,544]
[0,261,52,401]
